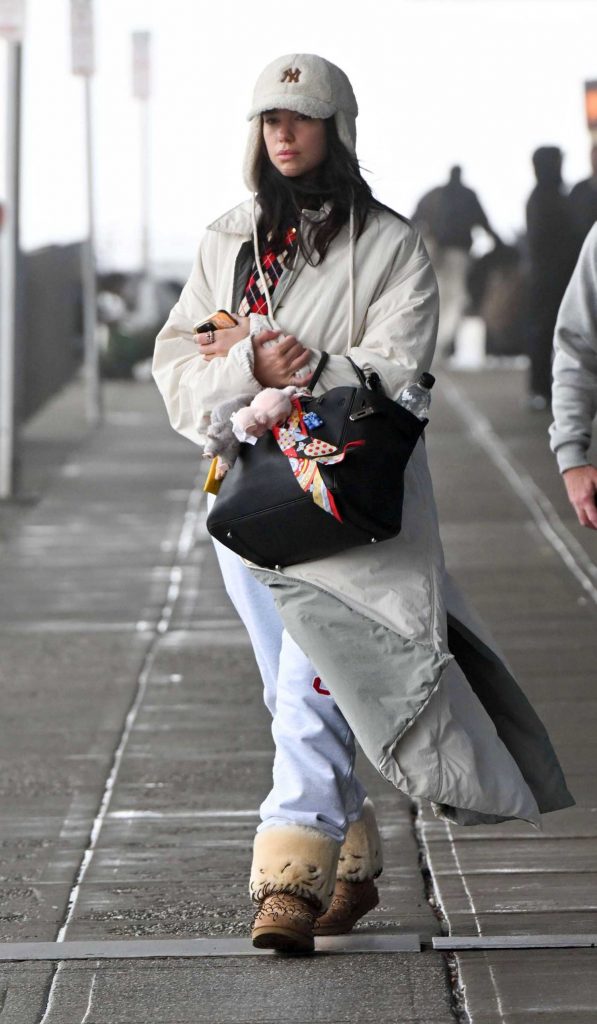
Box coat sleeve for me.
[313,225,439,400]
[152,232,261,446]
[549,225,597,472]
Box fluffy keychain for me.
[202,394,255,492]
[231,386,297,442]
[203,387,298,494]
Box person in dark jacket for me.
[525,146,578,409]
[569,144,597,249]
[412,166,501,355]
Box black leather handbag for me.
[206,354,427,568]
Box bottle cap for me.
[419,372,435,389]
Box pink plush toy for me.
[232,386,297,441]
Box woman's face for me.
[262,109,327,178]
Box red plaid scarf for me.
[237,226,298,316]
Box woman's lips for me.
[278,151,299,159]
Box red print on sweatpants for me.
[313,676,331,696]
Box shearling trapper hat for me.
[243,53,358,192]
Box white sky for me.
[1,0,596,273]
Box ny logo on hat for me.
[281,67,301,83]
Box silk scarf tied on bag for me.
[272,397,365,521]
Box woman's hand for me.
[196,316,249,361]
[252,331,313,388]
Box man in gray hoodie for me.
[550,223,597,528]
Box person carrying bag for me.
[153,53,573,955]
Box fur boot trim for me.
[337,799,383,882]
[250,825,341,913]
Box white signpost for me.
[0,0,25,41]
[71,0,102,425]
[0,0,26,499]
[70,0,95,75]
[132,31,152,280]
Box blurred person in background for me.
[569,143,597,249]
[550,223,597,528]
[412,165,501,356]
[99,274,183,380]
[525,146,578,410]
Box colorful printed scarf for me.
[272,398,364,521]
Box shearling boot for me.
[314,798,383,935]
[250,824,340,953]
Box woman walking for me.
[153,53,573,954]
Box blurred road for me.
[0,365,595,1023]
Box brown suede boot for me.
[251,892,319,953]
[249,824,340,954]
[314,877,379,935]
[314,799,383,936]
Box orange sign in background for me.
[585,81,597,130]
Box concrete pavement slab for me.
[422,834,597,873]
[37,953,453,1024]
[430,868,597,923]
[470,1016,597,1024]
[455,948,597,1018]
[0,962,54,1023]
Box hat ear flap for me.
[335,110,357,155]
[243,116,263,193]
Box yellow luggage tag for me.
[203,457,221,495]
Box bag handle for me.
[307,350,329,391]
[346,356,383,393]
[308,352,382,393]
[346,356,367,388]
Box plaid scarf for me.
[237,226,298,316]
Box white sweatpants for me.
[435,247,471,354]
[211,536,367,843]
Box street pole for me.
[71,0,102,425]
[82,72,102,424]
[0,38,22,499]
[132,31,151,283]
[140,91,150,280]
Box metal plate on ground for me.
[0,933,421,961]
[433,935,597,950]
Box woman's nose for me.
[278,121,294,142]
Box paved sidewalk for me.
[0,379,450,1024]
[0,365,595,1022]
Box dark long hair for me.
[256,116,401,264]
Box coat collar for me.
[207,200,254,238]
[206,199,333,237]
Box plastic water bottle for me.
[397,373,435,420]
